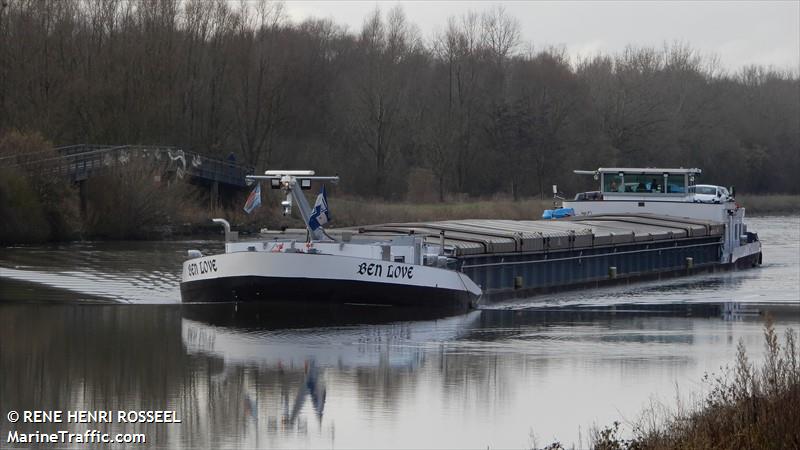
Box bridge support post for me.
[210,181,219,212]
[78,179,88,219]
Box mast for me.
[246,170,339,240]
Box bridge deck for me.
[0,144,254,187]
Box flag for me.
[308,185,330,231]
[243,183,262,214]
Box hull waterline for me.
[181,275,476,309]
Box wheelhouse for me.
[575,167,701,200]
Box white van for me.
[688,184,731,203]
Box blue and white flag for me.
[243,182,262,214]
[308,185,330,231]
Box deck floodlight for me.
[300,178,312,190]
[270,178,281,189]
[618,172,624,178]
[265,170,315,176]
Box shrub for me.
[84,159,194,239]
[0,168,50,243]
[591,318,800,449]
[0,131,79,242]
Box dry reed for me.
[588,318,800,450]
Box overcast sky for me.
[284,1,799,73]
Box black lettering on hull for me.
[357,263,413,280]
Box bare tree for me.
[0,1,796,201]
[345,6,420,197]
[481,5,520,68]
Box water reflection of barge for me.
[180,167,761,308]
[181,303,481,368]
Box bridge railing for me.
[188,154,244,186]
[1,144,255,187]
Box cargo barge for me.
[180,168,762,308]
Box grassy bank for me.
[108,192,800,237]
[583,318,799,450]
[329,196,556,227]
[327,193,800,227]
[737,194,800,215]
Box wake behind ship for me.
[180,167,762,308]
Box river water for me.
[1,216,798,448]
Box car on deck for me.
[688,184,731,203]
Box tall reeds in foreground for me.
[590,317,800,450]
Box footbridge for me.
[0,144,254,187]
[0,144,255,212]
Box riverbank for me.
[81,192,800,238]
[586,318,800,450]
[2,180,798,244]
[329,194,800,227]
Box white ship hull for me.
[180,251,482,308]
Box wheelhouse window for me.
[665,174,687,193]
[621,174,663,193]
[603,174,622,193]
[600,171,689,195]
